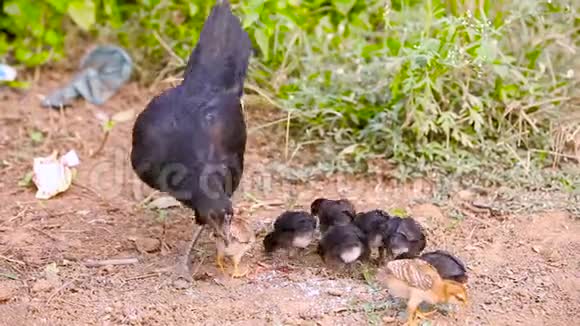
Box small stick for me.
[84,258,139,268]
[0,254,26,265]
[91,130,110,158]
[30,227,60,242]
[46,279,77,304]
[123,272,159,283]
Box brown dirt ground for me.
[0,74,579,326]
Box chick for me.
[263,211,317,257]
[317,224,369,268]
[354,209,391,261]
[376,259,468,326]
[215,215,255,278]
[383,216,426,259]
[310,198,356,234]
[419,250,468,284]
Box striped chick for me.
[376,258,468,326]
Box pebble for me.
[31,279,54,293]
[135,237,161,253]
[0,285,14,302]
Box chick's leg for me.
[215,240,226,274]
[415,309,437,320]
[231,253,248,278]
[403,296,422,326]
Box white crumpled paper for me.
[32,150,80,199]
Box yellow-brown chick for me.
[215,216,255,278]
[376,258,468,326]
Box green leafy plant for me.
[1,0,578,188]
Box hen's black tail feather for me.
[183,0,252,97]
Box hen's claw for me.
[172,261,193,289]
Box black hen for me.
[317,224,369,268]
[354,209,391,261]
[383,216,426,259]
[263,211,317,257]
[419,250,468,284]
[130,0,252,283]
[310,198,355,234]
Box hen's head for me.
[197,197,234,244]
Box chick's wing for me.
[386,259,441,290]
[231,218,254,243]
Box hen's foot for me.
[172,259,193,289]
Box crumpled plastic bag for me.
[32,150,80,199]
[41,45,133,108]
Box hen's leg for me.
[173,225,205,288]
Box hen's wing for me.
[385,259,441,290]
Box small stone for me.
[31,279,54,293]
[464,245,478,251]
[532,246,541,253]
[382,316,396,324]
[135,237,161,253]
[0,285,14,303]
[326,289,343,297]
[457,189,476,201]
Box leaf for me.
[187,3,199,17]
[44,262,59,276]
[18,171,34,187]
[111,109,135,123]
[340,144,359,155]
[391,207,407,217]
[476,38,498,63]
[102,120,116,132]
[254,28,270,61]
[4,2,21,16]
[29,130,44,144]
[156,210,168,222]
[67,0,96,31]
[45,0,69,13]
[148,196,181,210]
[334,0,356,16]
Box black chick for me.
[419,250,468,284]
[263,211,317,257]
[317,224,369,268]
[310,198,356,234]
[354,209,391,261]
[383,216,426,259]
[130,0,252,284]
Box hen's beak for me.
[207,216,230,246]
[222,213,233,246]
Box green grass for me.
[1,0,579,191]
